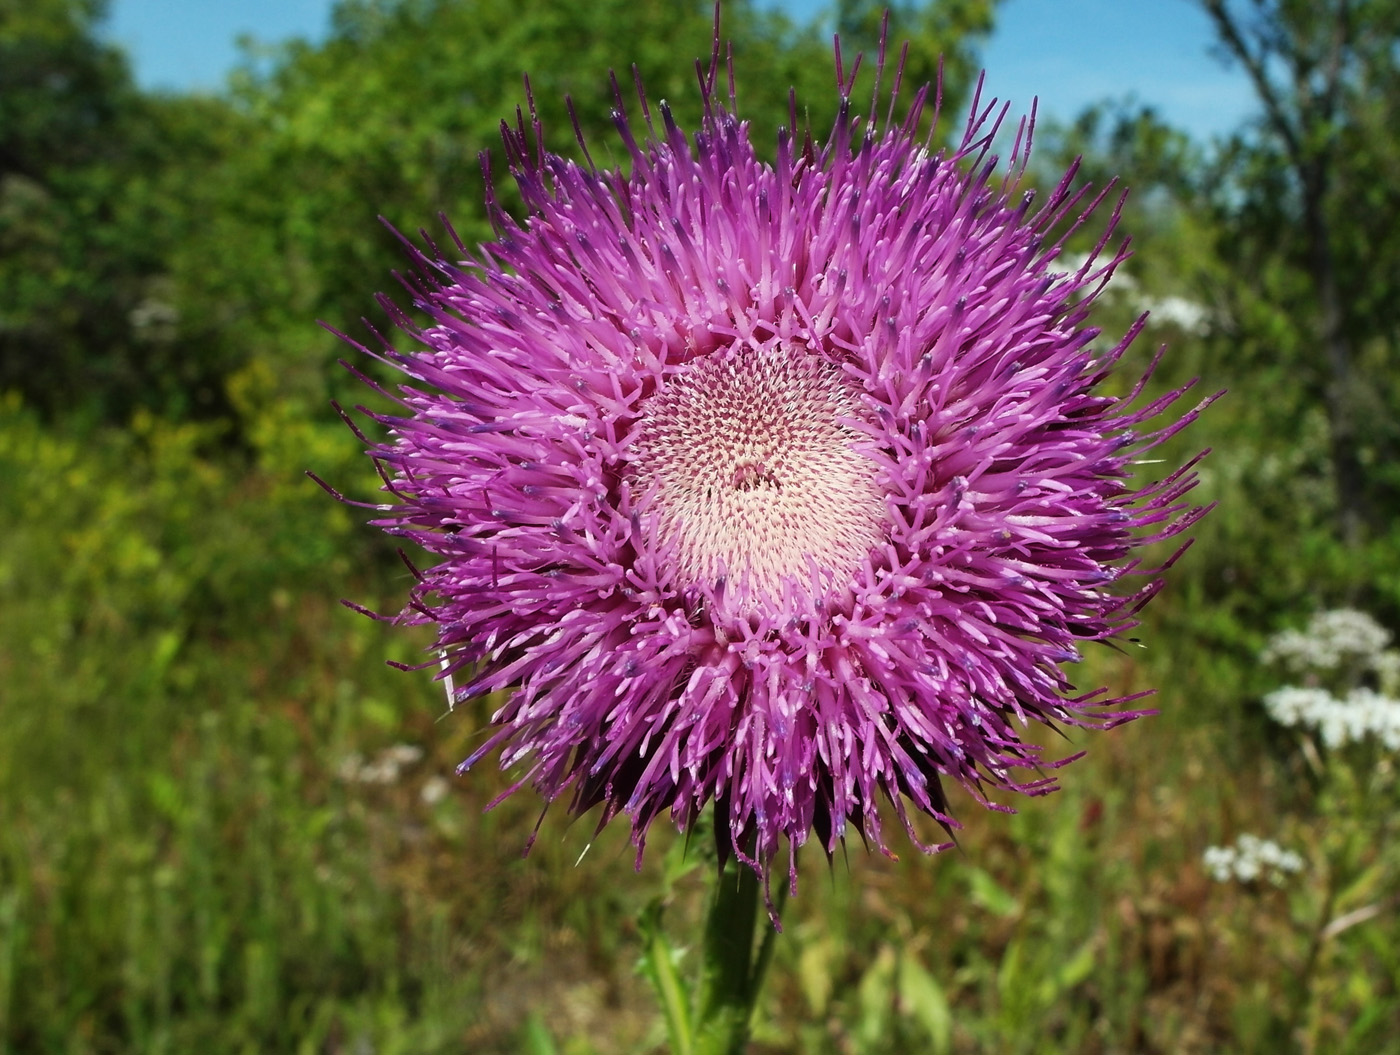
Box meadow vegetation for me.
[2,0,1398,1051]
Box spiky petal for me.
[335,30,1214,890]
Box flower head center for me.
[631,345,886,603]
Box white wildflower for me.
[337,743,425,785]
[1262,609,1393,674]
[1204,834,1304,885]
[420,776,451,806]
[336,751,367,782]
[382,744,425,767]
[1146,295,1209,335]
[1264,685,1400,748]
[1263,686,1334,727]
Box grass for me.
[1,393,1397,1054]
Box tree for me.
[0,0,1005,427]
[1202,0,1400,547]
[176,0,1004,431]
[0,0,248,420]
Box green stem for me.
[750,879,788,1002]
[638,899,693,1055]
[652,919,694,1054]
[693,858,769,1055]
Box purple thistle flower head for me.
[331,20,1214,892]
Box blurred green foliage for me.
[2,0,1399,1051]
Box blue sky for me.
[103,0,1257,140]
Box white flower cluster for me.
[1261,609,1400,748]
[1053,253,1210,334]
[420,775,451,805]
[1262,608,1396,677]
[338,743,424,785]
[1203,834,1304,885]
[1264,685,1400,749]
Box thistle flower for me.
[329,27,1213,888]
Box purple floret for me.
[332,24,1214,891]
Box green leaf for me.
[521,1013,561,1055]
[1056,940,1097,991]
[967,866,1021,918]
[898,949,953,1055]
[856,945,898,1050]
[797,934,834,1015]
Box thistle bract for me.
[334,32,1212,888]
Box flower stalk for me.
[694,858,765,1055]
[640,823,787,1055]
